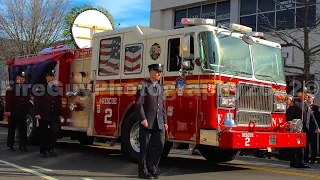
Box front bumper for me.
[218,131,306,149]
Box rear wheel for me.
[26,109,39,145]
[121,113,140,163]
[121,112,172,163]
[78,136,94,145]
[199,145,238,162]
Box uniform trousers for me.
[139,125,165,175]
[304,131,318,162]
[39,118,60,153]
[7,115,27,148]
[290,147,304,165]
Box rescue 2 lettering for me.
[102,98,117,105]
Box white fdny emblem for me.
[175,78,186,96]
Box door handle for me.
[200,112,204,122]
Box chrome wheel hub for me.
[26,114,33,137]
[130,122,140,153]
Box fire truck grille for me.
[237,83,273,112]
[237,112,272,127]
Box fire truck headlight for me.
[274,103,286,112]
[289,119,303,132]
[219,97,235,107]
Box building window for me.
[175,9,187,28]
[98,37,121,76]
[124,44,143,74]
[240,0,316,31]
[174,0,230,29]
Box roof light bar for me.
[228,23,252,33]
[181,18,216,26]
[249,31,264,38]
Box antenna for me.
[115,23,121,29]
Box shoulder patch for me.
[137,83,143,90]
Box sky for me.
[71,0,151,28]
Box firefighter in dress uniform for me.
[135,64,168,179]
[5,71,29,152]
[289,90,310,168]
[304,93,320,164]
[34,69,63,157]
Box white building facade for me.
[150,0,320,102]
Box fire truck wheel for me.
[26,112,39,145]
[199,146,238,162]
[121,112,140,163]
[78,137,94,145]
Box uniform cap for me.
[307,93,315,99]
[46,69,56,76]
[148,64,163,72]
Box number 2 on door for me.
[245,137,250,146]
[104,108,112,124]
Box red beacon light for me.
[181,18,216,26]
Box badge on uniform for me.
[137,83,143,90]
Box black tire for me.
[121,112,140,163]
[79,137,94,145]
[199,145,239,162]
[27,107,39,145]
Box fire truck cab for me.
[4,18,306,163]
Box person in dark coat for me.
[135,63,168,179]
[279,95,296,160]
[34,69,62,158]
[289,90,310,168]
[304,93,320,164]
[5,71,30,151]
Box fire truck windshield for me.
[199,31,285,84]
[199,31,253,77]
[251,43,286,84]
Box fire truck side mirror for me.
[180,35,191,58]
[195,57,203,67]
[242,34,254,45]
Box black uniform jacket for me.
[34,84,62,121]
[293,99,319,132]
[309,104,320,132]
[135,79,167,130]
[5,84,31,117]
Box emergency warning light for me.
[228,23,252,33]
[181,18,216,26]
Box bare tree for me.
[0,0,70,57]
[259,0,320,81]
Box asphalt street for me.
[0,126,319,180]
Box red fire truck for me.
[3,18,305,163]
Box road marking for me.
[0,160,57,180]
[83,178,95,180]
[221,163,320,179]
[0,171,31,175]
[31,166,53,172]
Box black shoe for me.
[150,172,159,179]
[40,151,48,158]
[19,147,28,152]
[47,150,57,157]
[138,173,153,179]
[7,147,15,151]
[296,163,310,168]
